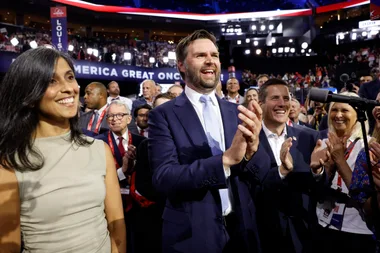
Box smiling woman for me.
[0,47,126,253]
[314,91,376,252]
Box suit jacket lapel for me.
[173,93,211,155]
[110,132,123,167]
[218,98,235,149]
[259,129,278,168]
[286,125,298,162]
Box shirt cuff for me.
[117,167,126,181]
[278,167,286,180]
[223,165,231,179]
[312,166,325,181]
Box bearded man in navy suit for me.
[148,30,262,253]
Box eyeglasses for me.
[106,113,129,120]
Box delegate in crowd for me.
[1,29,380,253]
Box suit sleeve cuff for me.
[278,166,286,180]
[312,166,325,181]
[223,165,231,179]
[117,167,126,181]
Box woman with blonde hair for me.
[314,91,375,253]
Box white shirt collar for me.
[227,94,240,100]
[262,121,287,138]
[112,129,129,143]
[97,103,108,114]
[185,85,218,106]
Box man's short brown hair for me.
[153,92,176,108]
[258,78,289,103]
[176,29,218,80]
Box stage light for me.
[29,40,38,49]
[10,37,19,46]
[124,52,132,60]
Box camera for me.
[345,83,354,92]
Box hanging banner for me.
[50,6,68,51]
[0,51,241,83]
[371,0,380,20]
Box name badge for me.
[120,188,130,195]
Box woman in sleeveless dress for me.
[0,47,126,253]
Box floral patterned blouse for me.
[350,149,374,204]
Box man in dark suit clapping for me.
[95,100,145,253]
[148,30,262,253]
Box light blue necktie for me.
[200,95,230,215]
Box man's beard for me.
[184,63,220,91]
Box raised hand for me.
[279,137,293,176]
[237,100,263,160]
[310,139,330,174]
[325,132,347,163]
[122,145,136,174]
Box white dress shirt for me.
[137,126,149,138]
[225,94,243,104]
[185,85,232,216]
[262,122,323,180]
[262,121,288,179]
[114,131,130,181]
[107,95,133,110]
[96,104,108,116]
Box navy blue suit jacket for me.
[79,110,109,134]
[148,92,260,253]
[247,125,323,253]
[298,120,313,129]
[95,130,145,171]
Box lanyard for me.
[337,138,360,189]
[87,107,108,133]
[108,131,132,168]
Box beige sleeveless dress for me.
[14,132,111,253]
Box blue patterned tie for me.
[199,95,223,155]
[200,95,230,214]
[91,110,99,132]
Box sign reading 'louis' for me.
[50,7,68,52]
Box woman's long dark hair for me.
[0,47,92,172]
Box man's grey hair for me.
[107,100,131,114]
